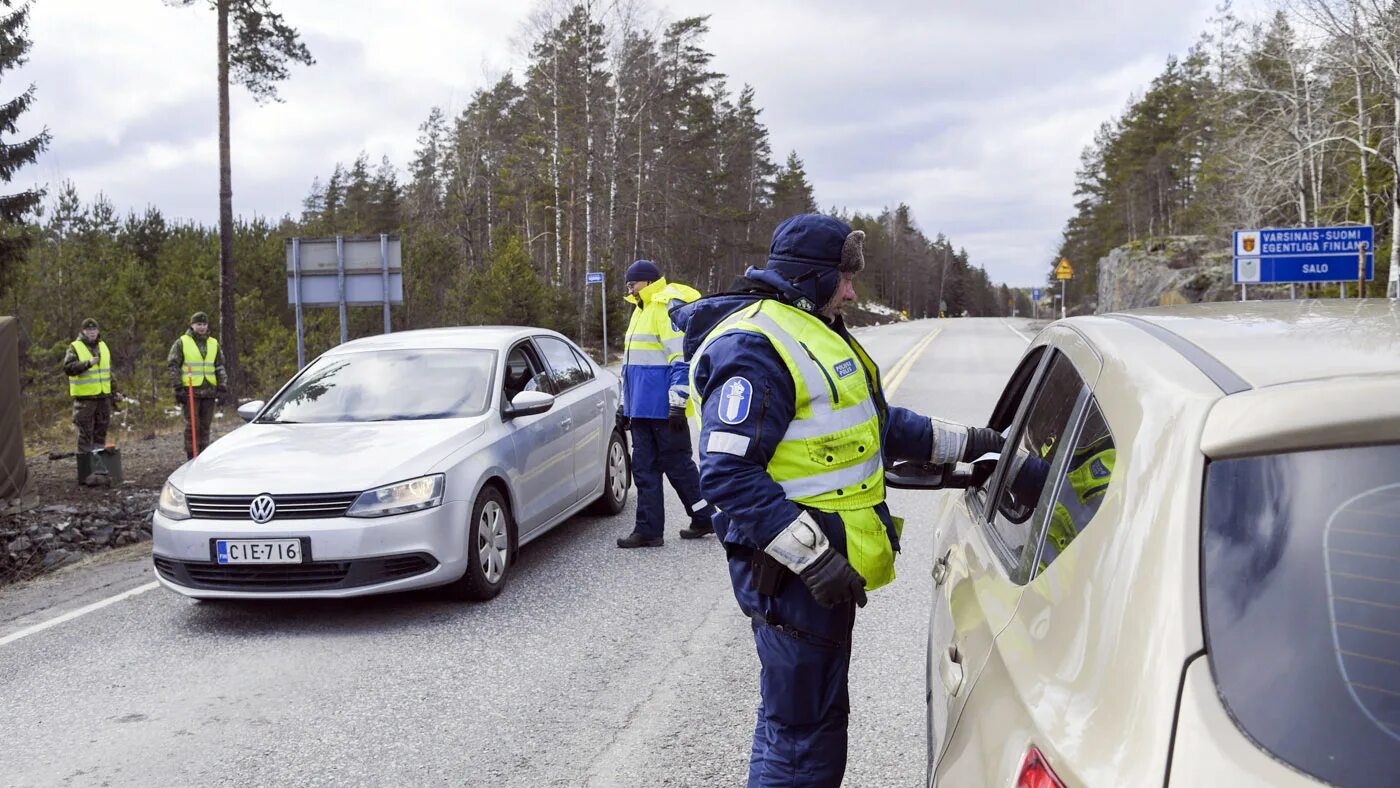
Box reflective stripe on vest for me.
[692,300,896,589]
[1066,445,1114,505]
[624,278,701,370]
[68,341,112,397]
[180,335,219,387]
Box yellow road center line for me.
[883,327,934,382]
[884,328,941,398]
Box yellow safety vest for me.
[693,299,903,590]
[68,340,112,397]
[1044,442,1115,562]
[624,277,702,368]
[180,335,219,387]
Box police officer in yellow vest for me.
[671,214,1004,786]
[62,317,117,454]
[1042,432,1114,568]
[166,311,228,459]
[615,259,715,548]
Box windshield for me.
[258,348,496,423]
[1202,443,1400,786]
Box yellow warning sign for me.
[1054,257,1074,280]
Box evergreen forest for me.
[0,3,1015,433]
[1052,1,1400,305]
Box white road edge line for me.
[1002,319,1032,343]
[0,581,158,647]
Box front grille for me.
[185,492,360,521]
[154,553,438,592]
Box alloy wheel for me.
[477,500,509,584]
[608,438,627,502]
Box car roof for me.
[1113,300,1399,389]
[326,326,557,354]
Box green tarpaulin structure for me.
[0,316,26,501]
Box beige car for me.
[910,301,1400,787]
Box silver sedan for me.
[151,326,630,601]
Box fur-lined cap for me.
[840,229,865,274]
[768,214,864,273]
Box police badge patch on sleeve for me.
[833,359,857,378]
[719,377,753,424]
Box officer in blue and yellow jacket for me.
[615,260,716,548]
[672,215,1004,787]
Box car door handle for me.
[939,645,964,696]
[560,418,572,429]
[932,550,951,586]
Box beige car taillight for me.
[1016,746,1066,788]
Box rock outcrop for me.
[1096,236,1239,313]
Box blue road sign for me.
[586,271,605,285]
[1233,226,1373,284]
[1031,288,1041,301]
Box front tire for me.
[588,429,630,515]
[442,486,512,601]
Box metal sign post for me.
[1031,288,1041,320]
[381,233,392,333]
[1358,241,1368,298]
[292,238,305,369]
[586,271,607,364]
[335,235,348,345]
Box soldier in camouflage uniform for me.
[167,312,228,459]
[62,318,118,455]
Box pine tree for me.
[770,151,817,223]
[167,0,314,396]
[0,0,48,296]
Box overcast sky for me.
[14,0,1264,287]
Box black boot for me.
[679,516,714,540]
[617,531,663,548]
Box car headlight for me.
[346,474,445,518]
[158,481,190,521]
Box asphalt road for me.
[0,317,1035,788]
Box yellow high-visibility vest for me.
[693,299,902,590]
[180,335,218,387]
[68,340,111,397]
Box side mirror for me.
[506,390,555,419]
[237,400,266,423]
[885,461,989,490]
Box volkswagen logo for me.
[249,494,277,524]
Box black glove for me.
[963,427,1005,462]
[615,406,630,431]
[667,405,687,432]
[799,549,868,608]
[215,388,230,406]
[173,386,187,406]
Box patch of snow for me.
[859,301,899,317]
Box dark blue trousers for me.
[629,418,709,537]
[727,537,856,788]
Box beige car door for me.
[926,346,1048,772]
[929,347,1096,782]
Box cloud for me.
[14,0,1237,287]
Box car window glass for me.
[259,349,496,423]
[569,346,595,381]
[989,353,1085,581]
[1035,398,1114,573]
[503,344,544,403]
[534,336,589,392]
[967,346,1048,514]
[1203,444,1400,786]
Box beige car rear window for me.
[1203,443,1400,786]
